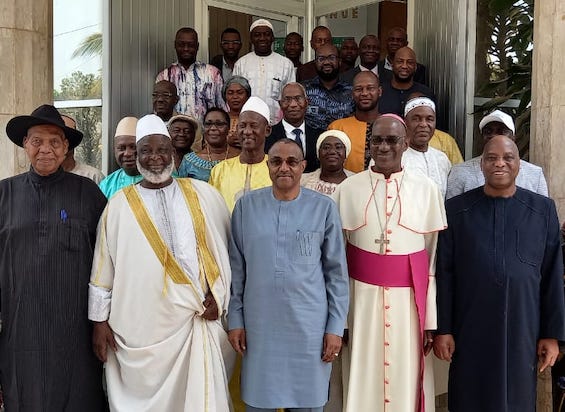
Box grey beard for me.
[136,158,175,184]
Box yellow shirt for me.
[208,155,272,212]
[429,129,463,165]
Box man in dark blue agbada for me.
[434,135,565,412]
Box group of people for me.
[0,17,564,412]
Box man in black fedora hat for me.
[0,104,108,410]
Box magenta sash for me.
[346,243,429,412]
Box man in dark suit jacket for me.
[265,82,324,172]
[340,35,380,85]
[296,26,332,82]
[210,28,242,80]
[377,27,427,85]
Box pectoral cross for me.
[375,233,389,254]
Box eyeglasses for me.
[370,135,404,146]
[204,121,228,129]
[152,92,174,99]
[281,96,306,104]
[315,55,338,63]
[268,157,303,167]
[221,40,242,46]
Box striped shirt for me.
[446,156,548,199]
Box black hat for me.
[6,104,83,149]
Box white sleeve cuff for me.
[88,284,112,322]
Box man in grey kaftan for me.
[228,139,349,411]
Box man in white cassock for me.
[88,114,235,412]
[333,114,447,412]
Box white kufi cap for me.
[240,96,270,124]
[136,114,171,143]
[250,19,274,32]
[115,116,138,137]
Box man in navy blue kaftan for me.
[434,135,565,412]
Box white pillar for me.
[531,0,565,221]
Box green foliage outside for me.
[475,0,533,157]
[54,71,103,168]
[54,32,103,169]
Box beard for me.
[317,67,340,82]
[136,158,175,185]
[393,73,414,84]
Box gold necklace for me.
[368,169,405,254]
[206,145,229,162]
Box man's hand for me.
[201,292,219,320]
[423,330,434,356]
[433,334,455,362]
[538,338,559,372]
[228,328,246,355]
[322,333,342,363]
[92,321,117,363]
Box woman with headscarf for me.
[301,130,354,196]
[177,108,239,181]
[222,75,251,150]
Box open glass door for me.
[194,0,303,63]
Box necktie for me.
[292,128,303,150]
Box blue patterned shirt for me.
[303,77,355,130]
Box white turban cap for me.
[316,130,352,158]
[136,114,171,143]
[240,96,270,124]
[404,97,436,117]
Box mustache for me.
[136,158,175,184]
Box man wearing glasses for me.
[228,138,349,412]
[211,28,243,81]
[265,82,324,172]
[333,114,446,412]
[156,27,227,123]
[152,80,179,122]
[303,44,354,130]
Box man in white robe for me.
[233,19,295,125]
[333,114,447,412]
[401,97,451,197]
[88,114,235,412]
